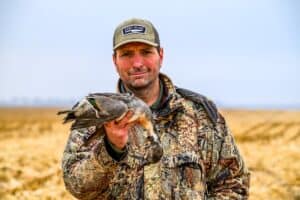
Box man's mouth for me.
[130,71,148,77]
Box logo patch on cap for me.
[122,25,146,35]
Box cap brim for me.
[113,39,158,50]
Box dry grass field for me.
[0,107,299,199]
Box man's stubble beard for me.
[126,78,155,92]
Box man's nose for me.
[132,53,143,68]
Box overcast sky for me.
[0,0,299,108]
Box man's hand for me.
[104,111,134,150]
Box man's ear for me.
[112,53,119,72]
[112,53,116,65]
[159,47,164,68]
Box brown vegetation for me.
[0,108,299,199]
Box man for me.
[62,18,250,199]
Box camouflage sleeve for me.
[61,126,119,200]
[205,114,250,200]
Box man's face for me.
[113,42,163,90]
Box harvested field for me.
[0,108,299,199]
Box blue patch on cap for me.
[122,25,146,35]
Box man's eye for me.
[142,50,152,55]
[120,52,131,57]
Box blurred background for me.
[1,0,299,109]
[0,1,299,200]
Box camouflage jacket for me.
[62,74,250,199]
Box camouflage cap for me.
[113,18,160,50]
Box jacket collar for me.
[116,73,184,117]
[117,73,176,95]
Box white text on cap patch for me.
[122,25,146,35]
